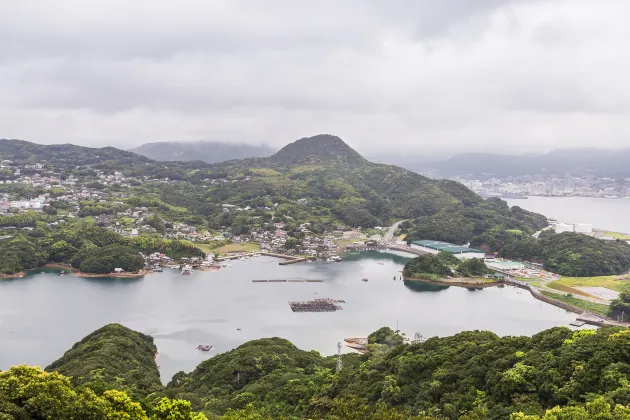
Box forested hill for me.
[269,134,366,166]
[0,138,153,167]
[196,134,547,231]
[46,324,162,400]
[0,135,548,235]
[129,141,274,164]
[6,324,630,419]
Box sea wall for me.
[504,278,584,314]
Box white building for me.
[574,223,593,234]
[555,223,574,233]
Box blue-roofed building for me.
[410,240,485,260]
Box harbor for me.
[0,253,586,382]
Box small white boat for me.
[181,265,193,275]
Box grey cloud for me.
[1,0,629,154]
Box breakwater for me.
[504,278,629,327]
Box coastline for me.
[0,271,25,279]
[41,263,151,278]
[75,269,151,278]
[403,276,503,289]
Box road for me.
[383,220,405,243]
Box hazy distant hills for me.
[129,141,274,164]
[0,138,153,167]
[422,148,630,179]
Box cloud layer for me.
[1,0,629,155]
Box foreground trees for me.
[6,323,630,419]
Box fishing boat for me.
[58,270,65,276]
[362,277,369,282]
[153,266,163,272]
[181,265,193,275]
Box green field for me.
[602,231,630,240]
[547,274,630,294]
[540,290,610,316]
[196,242,260,255]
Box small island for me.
[402,252,500,288]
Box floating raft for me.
[289,298,344,312]
[196,344,212,351]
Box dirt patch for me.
[547,282,597,298]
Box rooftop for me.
[411,240,484,254]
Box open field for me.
[520,278,542,288]
[540,290,610,316]
[601,231,630,240]
[547,274,630,294]
[195,242,260,255]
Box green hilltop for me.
[4,324,630,418]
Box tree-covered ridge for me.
[47,324,162,400]
[499,231,630,276]
[0,366,206,420]
[0,218,203,275]
[405,197,548,245]
[7,324,630,419]
[0,138,153,167]
[403,254,491,280]
[0,136,547,236]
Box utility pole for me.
[335,342,343,373]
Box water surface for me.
[0,252,578,381]
[505,196,630,233]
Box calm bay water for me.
[505,196,630,233]
[1,252,578,382]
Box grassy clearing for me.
[548,274,630,293]
[197,242,260,255]
[540,290,610,316]
[522,279,542,288]
[602,231,630,240]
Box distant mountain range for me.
[129,141,274,164]
[421,148,630,179]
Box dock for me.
[569,320,586,327]
[279,258,308,265]
[289,298,344,312]
[215,252,260,261]
[252,279,323,283]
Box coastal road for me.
[383,220,405,243]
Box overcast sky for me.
[1,0,629,156]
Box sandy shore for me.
[0,271,25,279]
[75,269,151,278]
[42,263,151,278]
[403,276,503,289]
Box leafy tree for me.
[78,245,145,273]
[609,291,630,321]
[368,327,404,347]
[457,258,491,277]
[403,254,452,278]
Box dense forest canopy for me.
[0,218,203,275]
[0,136,547,234]
[405,197,548,246]
[6,323,630,419]
[402,254,491,280]
[47,324,162,400]
[500,231,630,276]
